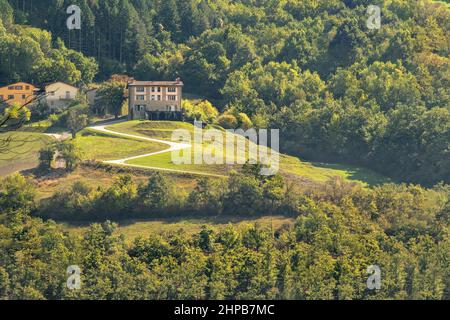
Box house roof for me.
[45,82,78,90]
[129,79,184,87]
[0,82,36,90]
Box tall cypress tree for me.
[157,0,181,41]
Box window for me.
[22,94,26,99]
[8,86,14,90]
[167,95,177,101]
[167,87,176,93]
[136,87,145,93]
[25,86,30,90]
[15,86,23,90]
[135,105,145,111]
[8,95,14,99]
[66,91,71,99]
[0,95,3,101]
[136,95,145,101]
[157,87,161,93]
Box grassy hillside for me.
[33,166,197,200]
[75,129,168,161]
[0,120,391,189]
[105,121,390,186]
[0,132,51,176]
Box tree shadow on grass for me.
[22,167,71,180]
[311,161,394,187]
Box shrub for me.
[0,174,36,214]
[217,114,238,129]
[57,141,81,171]
[182,99,219,123]
[138,172,170,210]
[39,146,55,170]
[237,112,253,129]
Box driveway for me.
[88,121,225,178]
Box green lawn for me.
[75,129,168,161]
[107,120,194,140]
[126,150,232,176]
[280,156,392,186]
[107,121,390,186]
[62,215,295,244]
[0,132,51,176]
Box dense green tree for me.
[138,172,170,211]
[99,175,137,217]
[225,172,263,215]
[0,173,35,214]
[38,145,55,170]
[94,81,127,119]
[67,109,88,138]
[57,140,81,171]
[187,177,225,214]
[157,0,181,40]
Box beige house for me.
[128,79,183,120]
[45,82,79,110]
[86,88,98,107]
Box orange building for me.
[0,82,37,106]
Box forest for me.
[0,170,449,299]
[0,0,449,300]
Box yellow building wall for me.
[0,82,37,106]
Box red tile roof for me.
[129,79,184,87]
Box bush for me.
[182,100,219,123]
[0,174,36,214]
[187,178,226,214]
[217,114,238,129]
[237,112,253,129]
[138,172,170,211]
[39,146,55,170]
[57,141,81,171]
[41,181,97,220]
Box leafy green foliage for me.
[0,0,449,301]
[38,145,55,170]
[67,109,88,138]
[57,140,81,171]
[182,99,219,123]
[0,22,97,85]
[94,81,127,119]
[1,173,449,300]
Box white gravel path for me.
[88,121,225,178]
